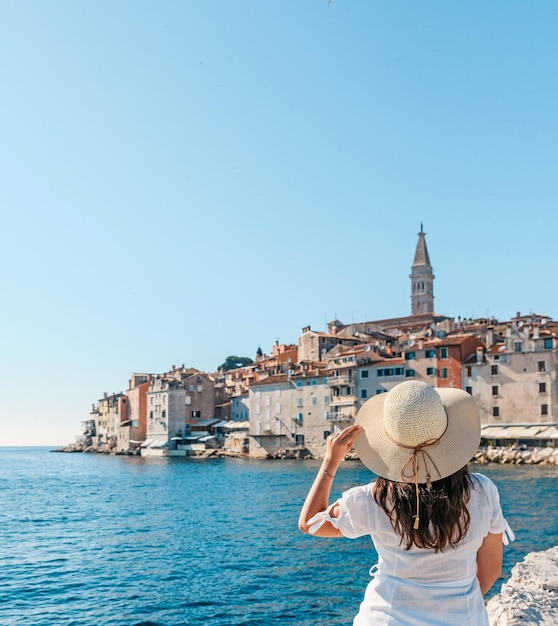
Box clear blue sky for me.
[2,1,557,445]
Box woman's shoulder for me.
[341,482,375,499]
[470,472,501,499]
[338,482,376,512]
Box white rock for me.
[487,546,558,625]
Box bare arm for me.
[476,532,503,595]
[298,424,363,537]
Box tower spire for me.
[410,224,435,315]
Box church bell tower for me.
[410,223,435,315]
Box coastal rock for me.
[474,447,558,466]
[487,546,558,625]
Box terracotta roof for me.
[250,374,290,387]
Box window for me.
[440,348,448,359]
[544,338,553,349]
[324,410,330,420]
[493,406,500,417]
[465,386,472,395]
[405,369,415,377]
[491,365,498,375]
[425,349,436,358]
[465,366,472,377]
[162,410,166,418]
[324,395,330,404]
[514,342,522,352]
[149,411,153,419]
[361,370,369,378]
[311,396,317,405]
[541,404,548,416]
[323,431,331,440]
[191,410,201,418]
[440,368,448,379]
[376,389,387,394]
[405,351,416,360]
[295,434,305,446]
[492,385,499,396]
[132,420,139,427]
[297,398,303,406]
[538,361,546,372]
[539,382,547,393]
[296,413,303,424]
[186,396,192,405]
[377,367,404,377]
[426,367,436,376]
[361,389,368,399]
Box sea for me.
[1,447,557,626]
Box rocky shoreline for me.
[53,442,558,465]
[487,546,558,625]
[474,446,558,466]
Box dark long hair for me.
[373,466,473,552]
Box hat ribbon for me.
[384,424,447,530]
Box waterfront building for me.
[91,392,124,450]
[143,377,186,456]
[231,393,249,421]
[465,319,558,427]
[117,373,154,452]
[247,366,331,458]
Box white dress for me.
[308,473,514,626]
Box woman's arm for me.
[298,424,363,537]
[476,532,503,595]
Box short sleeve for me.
[307,485,373,538]
[333,485,374,538]
[473,474,515,545]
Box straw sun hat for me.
[354,381,481,485]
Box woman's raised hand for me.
[324,424,363,469]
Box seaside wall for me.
[487,546,558,625]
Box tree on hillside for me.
[218,355,254,371]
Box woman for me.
[299,381,513,626]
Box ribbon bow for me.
[385,428,447,530]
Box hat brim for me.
[353,387,480,483]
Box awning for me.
[198,435,216,442]
[140,438,154,448]
[149,439,168,448]
[213,420,231,428]
[481,424,558,440]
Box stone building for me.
[91,392,123,450]
[464,321,557,425]
[117,373,154,452]
[143,377,186,455]
[247,368,331,458]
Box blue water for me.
[0,448,556,625]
